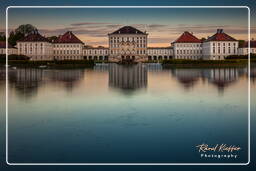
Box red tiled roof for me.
[0,41,15,48]
[54,31,84,44]
[240,40,256,48]
[206,29,237,42]
[18,33,49,42]
[110,26,146,35]
[174,31,201,43]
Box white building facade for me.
[172,31,203,60]
[17,33,53,60]
[53,31,84,60]
[83,46,109,60]
[202,29,238,60]
[108,26,148,62]
[147,47,173,60]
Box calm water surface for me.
[0,63,253,163]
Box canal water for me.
[0,63,253,163]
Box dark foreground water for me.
[0,63,253,164]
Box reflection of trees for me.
[171,69,201,89]
[8,68,43,99]
[109,64,147,91]
[46,69,84,91]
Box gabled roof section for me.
[54,31,84,44]
[206,29,237,42]
[173,31,201,43]
[110,26,146,35]
[18,33,49,42]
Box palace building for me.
[172,31,203,60]
[108,26,148,62]
[202,29,238,60]
[53,31,84,60]
[17,32,53,60]
[6,26,247,61]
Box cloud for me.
[70,22,112,26]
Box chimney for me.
[217,29,223,33]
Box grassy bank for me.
[161,59,253,68]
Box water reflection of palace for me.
[171,67,246,91]
[109,64,147,90]
[251,66,256,83]
[171,69,201,89]
[45,69,85,90]
[8,68,43,99]
[207,68,239,89]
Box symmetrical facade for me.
[202,29,238,60]
[4,26,251,61]
[108,26,148,62]
[17,33,53,60]
[53,31,84,60]
[172,31,202,60]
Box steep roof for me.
[18,33,49,42]
[239,40,256,48]
[206,29,237,42]
[54,31,84,44]
[174,31,201,43]
[110,26,146,35]
[0,41,15,48]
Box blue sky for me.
[0,0,255,46]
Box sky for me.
[0,0,255,47]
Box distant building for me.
[17,32,53,60]
[172,31,202,60]
[147,47,173,61]
[202,29,238,60]
[83,46,109,60]
[108,26,148,62]
[238,40,256,55]
[0,41,17,55]
[53,31,84,60]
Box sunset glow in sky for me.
[4,7,252,47]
